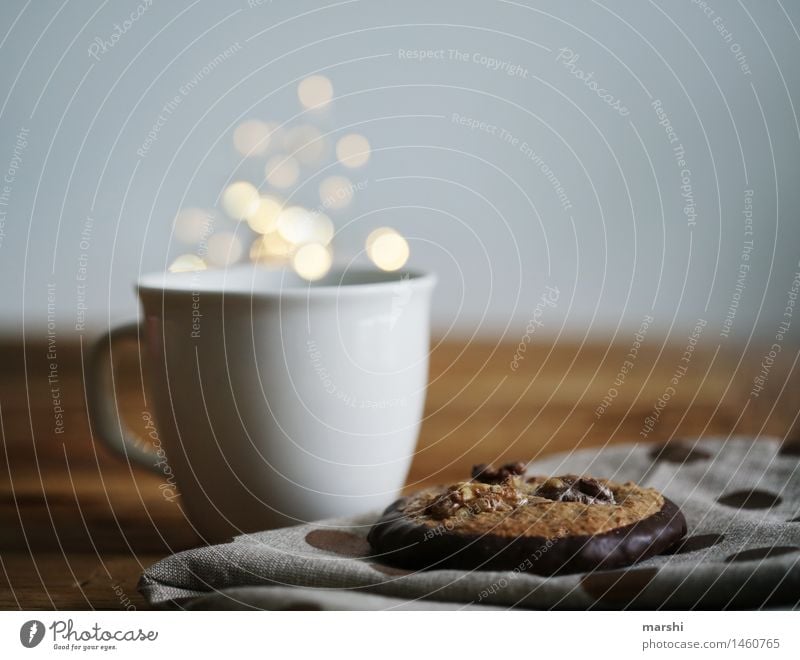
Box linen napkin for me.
[139,437,800,610]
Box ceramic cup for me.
[88,264,436,539]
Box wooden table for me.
[1,336,797,609]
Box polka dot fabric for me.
[139,437,800,610]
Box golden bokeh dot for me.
[206,231,244,267]
[265,155,300,189]
[174,208,214,244]
[246,195,283,234]
[283,125,326,165]
[308,212,334,245]
[250,233,293,264]
[169,254,207,273]
[292,243,332,281]
[365,226,394,252]
[319,176,354,210]
[276,206,308,243]
[221,181,260,220]
[232,119,274,157]
[366,227,409,271]
[297,75,333,110]
[277,206,334,245]
[335,133,370,168]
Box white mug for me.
[88,264,436,539]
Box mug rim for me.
[136,264,436,299]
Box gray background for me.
[1,0,799,345]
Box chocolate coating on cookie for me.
[369,497,685,575]
[368,469,686,575]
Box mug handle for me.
[87,322,162,472]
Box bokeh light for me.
[172,75,370,280]
[297,75,333,110]
[308,212,335,245]
[173,208,214,244]
[292,243,332,281]
[276,206,309,243]
[265,155,300,189]
[221,181,260,220]
[206,231,244,267]
[246,195,282,234]
[168,254,207,273]
[319,176,353,210]
[366,227,409,271]
[365,226,393,252]
[276,206,334,246]
[249,232,293,264]
[283,125,325,165]
[335,133,370,168]
[232,119,274,157]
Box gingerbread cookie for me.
[368,462,686,574]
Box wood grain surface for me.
[1,336,797,609]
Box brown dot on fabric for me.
[581,567,658,606]
[778,440,800,457]
[717,489,782,509]
[725,546,800,563]
[663,533,724,555]
[648,442,711,464]
[304,529,370,557]
[369,562,414,577]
